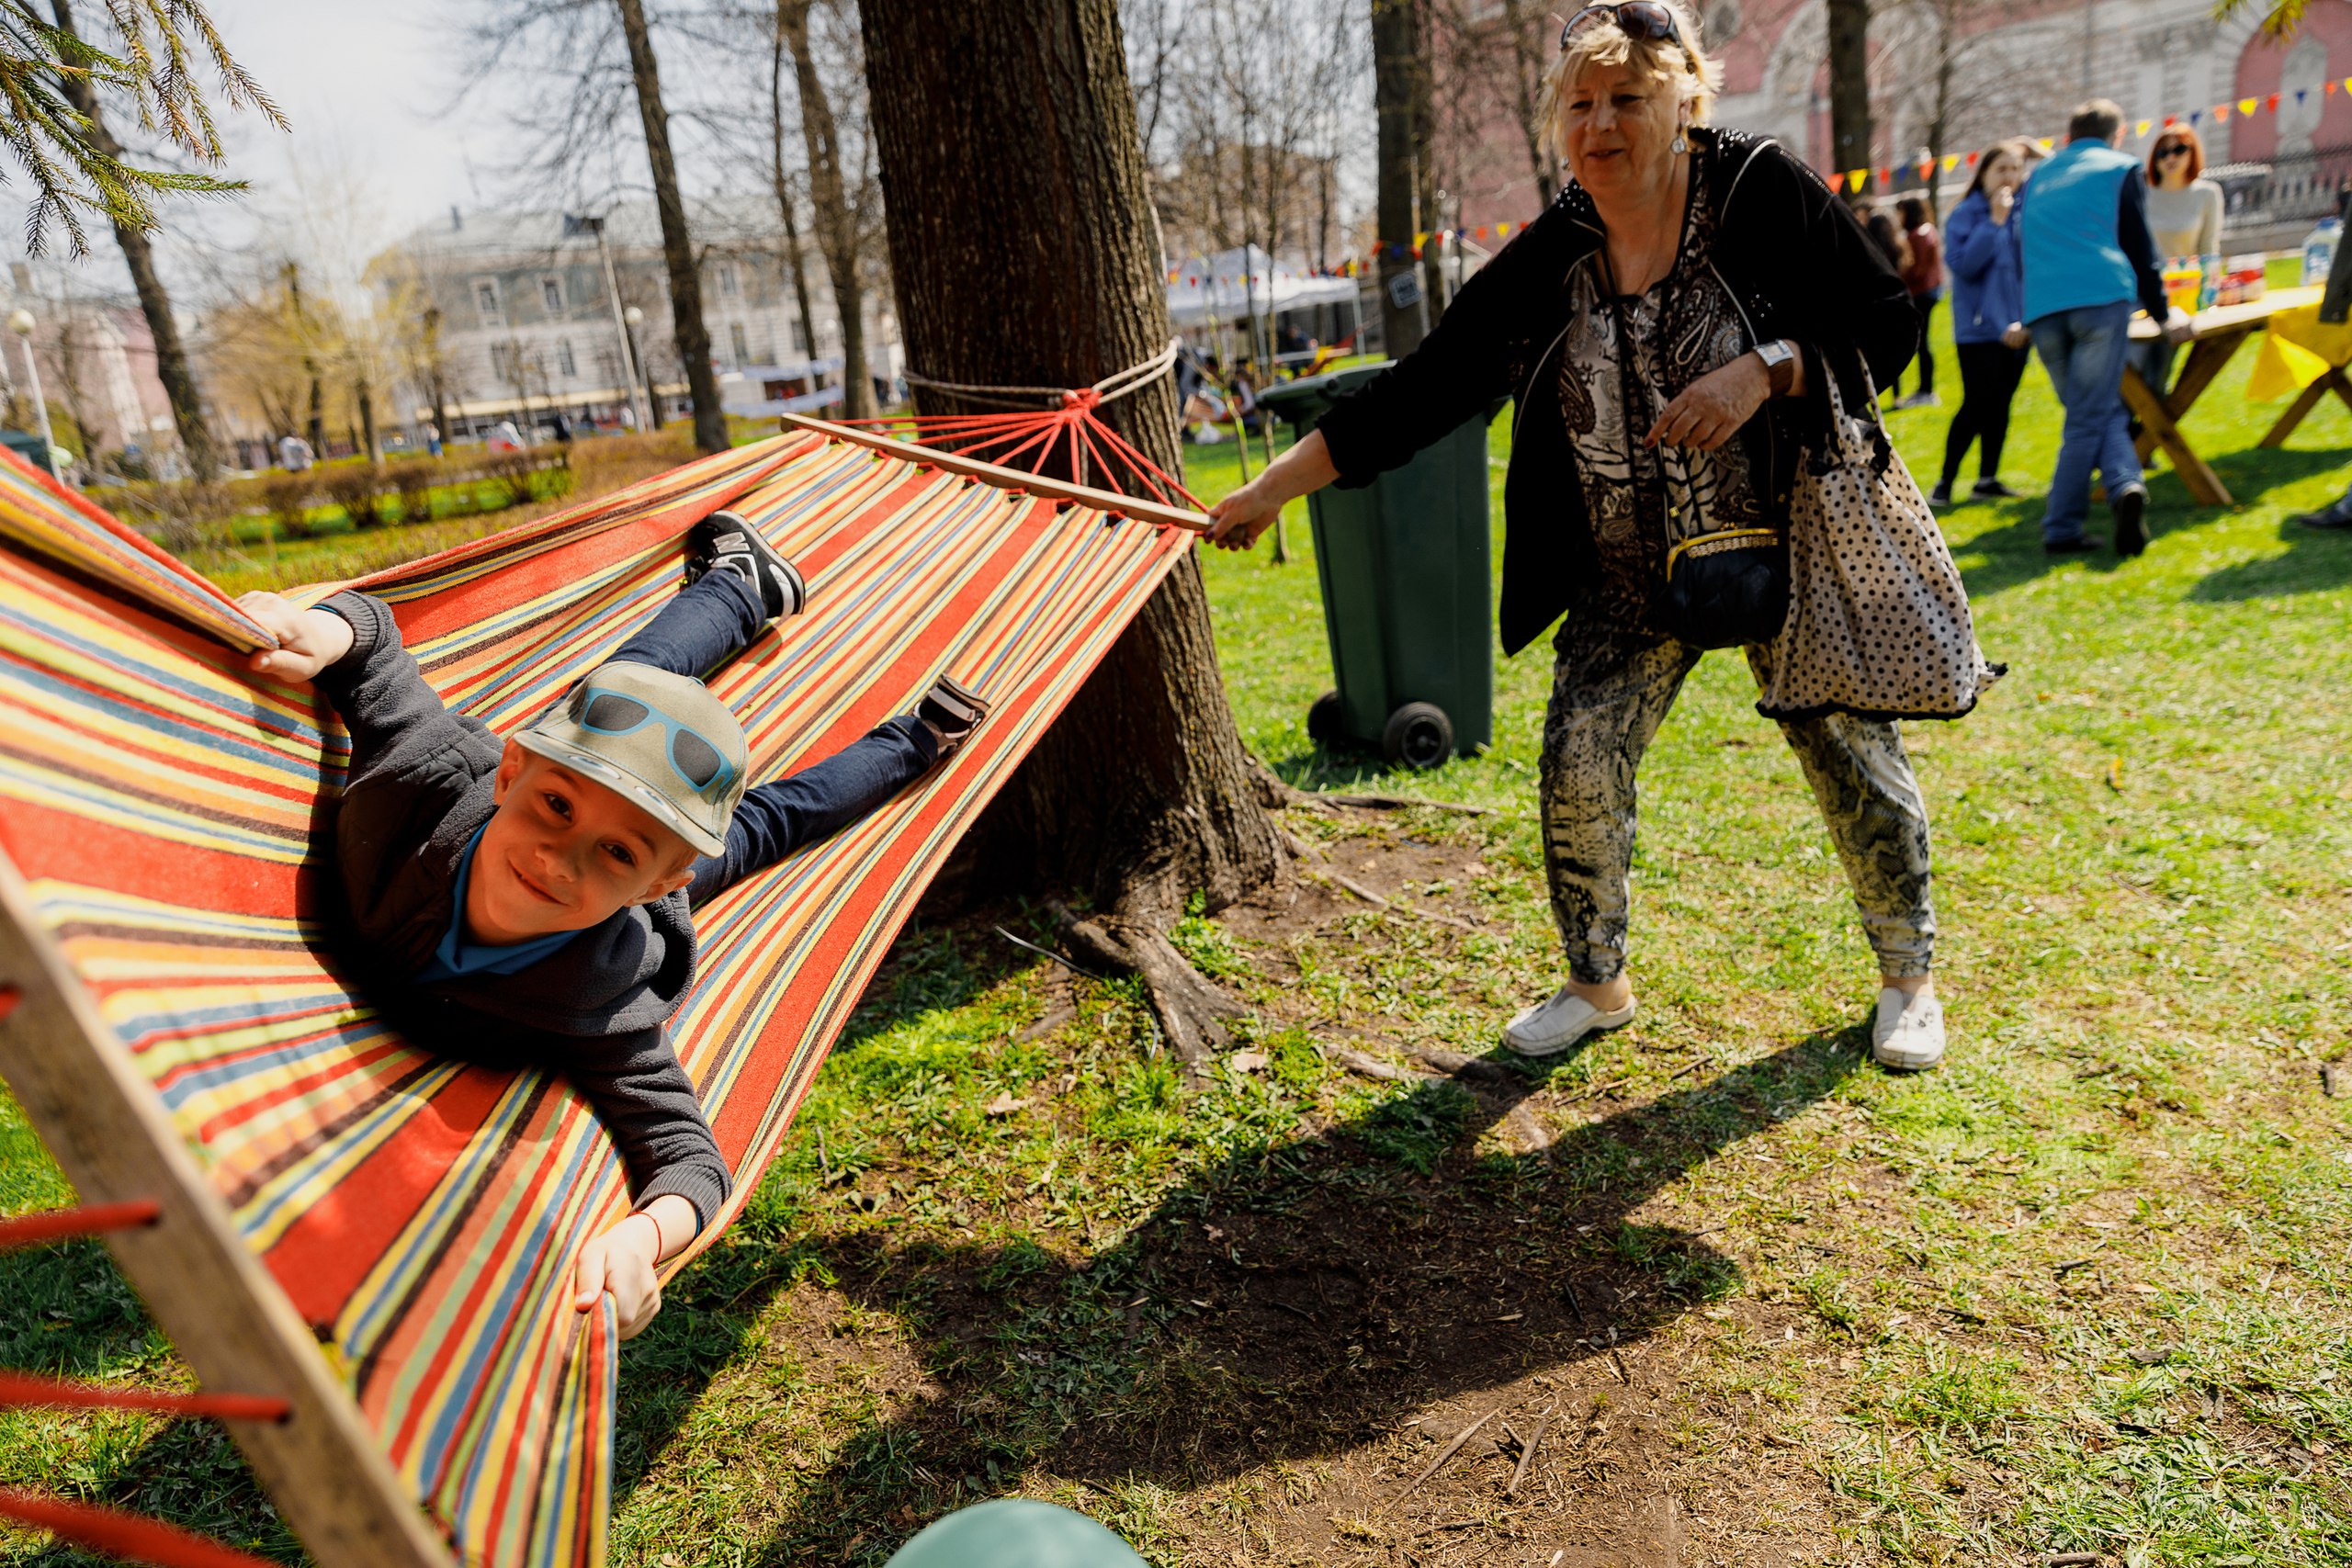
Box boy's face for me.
[468,742,700,945]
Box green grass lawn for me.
[4,295,2352,1565]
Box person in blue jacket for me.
[2017,98,2191,558]
[1929,139,2032,508]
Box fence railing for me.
[2214,143,2352,239]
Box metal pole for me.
[594,226,651,434]
[16,334,58,480]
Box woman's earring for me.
[1670,128,1690,154]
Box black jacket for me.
[1317,128,1917,656]
[313,591,731,1232]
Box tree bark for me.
[768,19,823,368]
[780,1,876,420]
[1499,0,1559,209]
[1827,0,1873,193]
[859,0,1284,941]
[1372,0,1429,355]
[51,0,218,479]
[614,0,729,454]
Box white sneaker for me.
[1871,987,1945,1071]
[1502,985,1635,1057]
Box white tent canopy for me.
[1165,243,1357,328]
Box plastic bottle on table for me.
[2302,216,2342,286]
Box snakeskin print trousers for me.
[1539,616,1936,984]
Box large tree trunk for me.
[51,0,218,480]
[1499,0,1559,209]
[859,0,1283,950]
[780,1,876,420]
[614,0,729,454]
[1372,0,1428,355]
[1827,0,1872,192]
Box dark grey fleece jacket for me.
[311,590,730,1233]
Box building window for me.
[491,342,514,381]
[540,276,564,313]
[718,262,739,299]
[791,318,810,356]
[558,339,577,378]
[729,322,751,366]
[473,278,502,325]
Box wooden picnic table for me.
[2120,283,2346,507]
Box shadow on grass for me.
[2186,514,2352,600]
[738,1021,1865,1562]
[1951,446,2351,600]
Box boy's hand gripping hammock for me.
[0,418,1206,1567]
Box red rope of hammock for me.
[0,1201,161,1251]
[0,1370,288,1423]
[837,386,1204,512]
[0,1490,281,1568]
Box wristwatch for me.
[1755,338,1798,396]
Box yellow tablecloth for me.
[2246,301,2352,400]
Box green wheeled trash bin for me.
[1256,363,1495,771]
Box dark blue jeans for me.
[607,571,939,907]
[2030,301,2143,543]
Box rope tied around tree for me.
[850,337,1199,509]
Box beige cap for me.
[515,660,749,858]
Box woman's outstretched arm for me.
[1204,428,1340,550]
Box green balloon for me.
[882,1499,1147,1568]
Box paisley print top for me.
[1556,148,1770,632]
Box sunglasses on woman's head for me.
[1560,2,1700,71]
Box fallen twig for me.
[1327,1043,1443,1084]
[1324,872,1477,932]
[1394,1407,1498,1503]
[1316,792,1492,817]
[1507,1409,1555,1497]
[993,924,1106,980]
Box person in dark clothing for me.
[2017,97,2192,557]
[1894,197,1945,408]
[1202,2,1949,1074]
[1931,140,2033,506]
[2290,229,2352,529]
[233,513,989,1337]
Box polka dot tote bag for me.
[1755,364,2005,722]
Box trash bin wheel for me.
[1382,702,1453,771]
[1306,690,1348,747]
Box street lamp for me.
[622,305,658,432]
[7,309,60,480]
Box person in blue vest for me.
[2017,98,2190,558]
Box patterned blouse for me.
[1556,148,1770,633]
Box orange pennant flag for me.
[2214,103,2231,122]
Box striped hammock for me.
[0,421,1199,1566]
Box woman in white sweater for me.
[2131,127,2224,396]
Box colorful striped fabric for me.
[0,431,1196,1565]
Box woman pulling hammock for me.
[1209,0,1974,1072]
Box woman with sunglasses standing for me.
[2129,128,2222,400]
[1207,1,1954,1071]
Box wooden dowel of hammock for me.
[0,856,457,1568]
[781,412,1214,532]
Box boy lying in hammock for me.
[234,513,989,1337]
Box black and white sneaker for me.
[1972,478,2021,500]
[686,510,806,621]
[1926,479,1954,509]
[915,675,990,759]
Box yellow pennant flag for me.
[2240,96,2258,116]
[1942,152,1962,171]
[2135,118,2152,136]
[2037,137,2055,151]
[1497,221,1512,237]
[1848,168,1868,193]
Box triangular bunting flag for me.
[1497,221,1513,237]
[2267,93,2279,112]
[1942,153,1962,171]
[2164,113,2177,126]
[2037,137,2055,151]
[1848,168,1868,192]
[2135,119,2152,136]
[2214,104,2230,122]
[2189,110,2202,124]
[1965,151,1980,165]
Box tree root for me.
[1057,911,1247,1071]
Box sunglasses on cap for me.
[577,687,739,794]
[1560,2,1700,70]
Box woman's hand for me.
[1989,186,2015,226]
[1645,354,1770,451]
[237,591,355,682]
[2000,321,2029,350]
[1205,482,1283,551]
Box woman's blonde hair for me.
[1538,2,1722,163]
